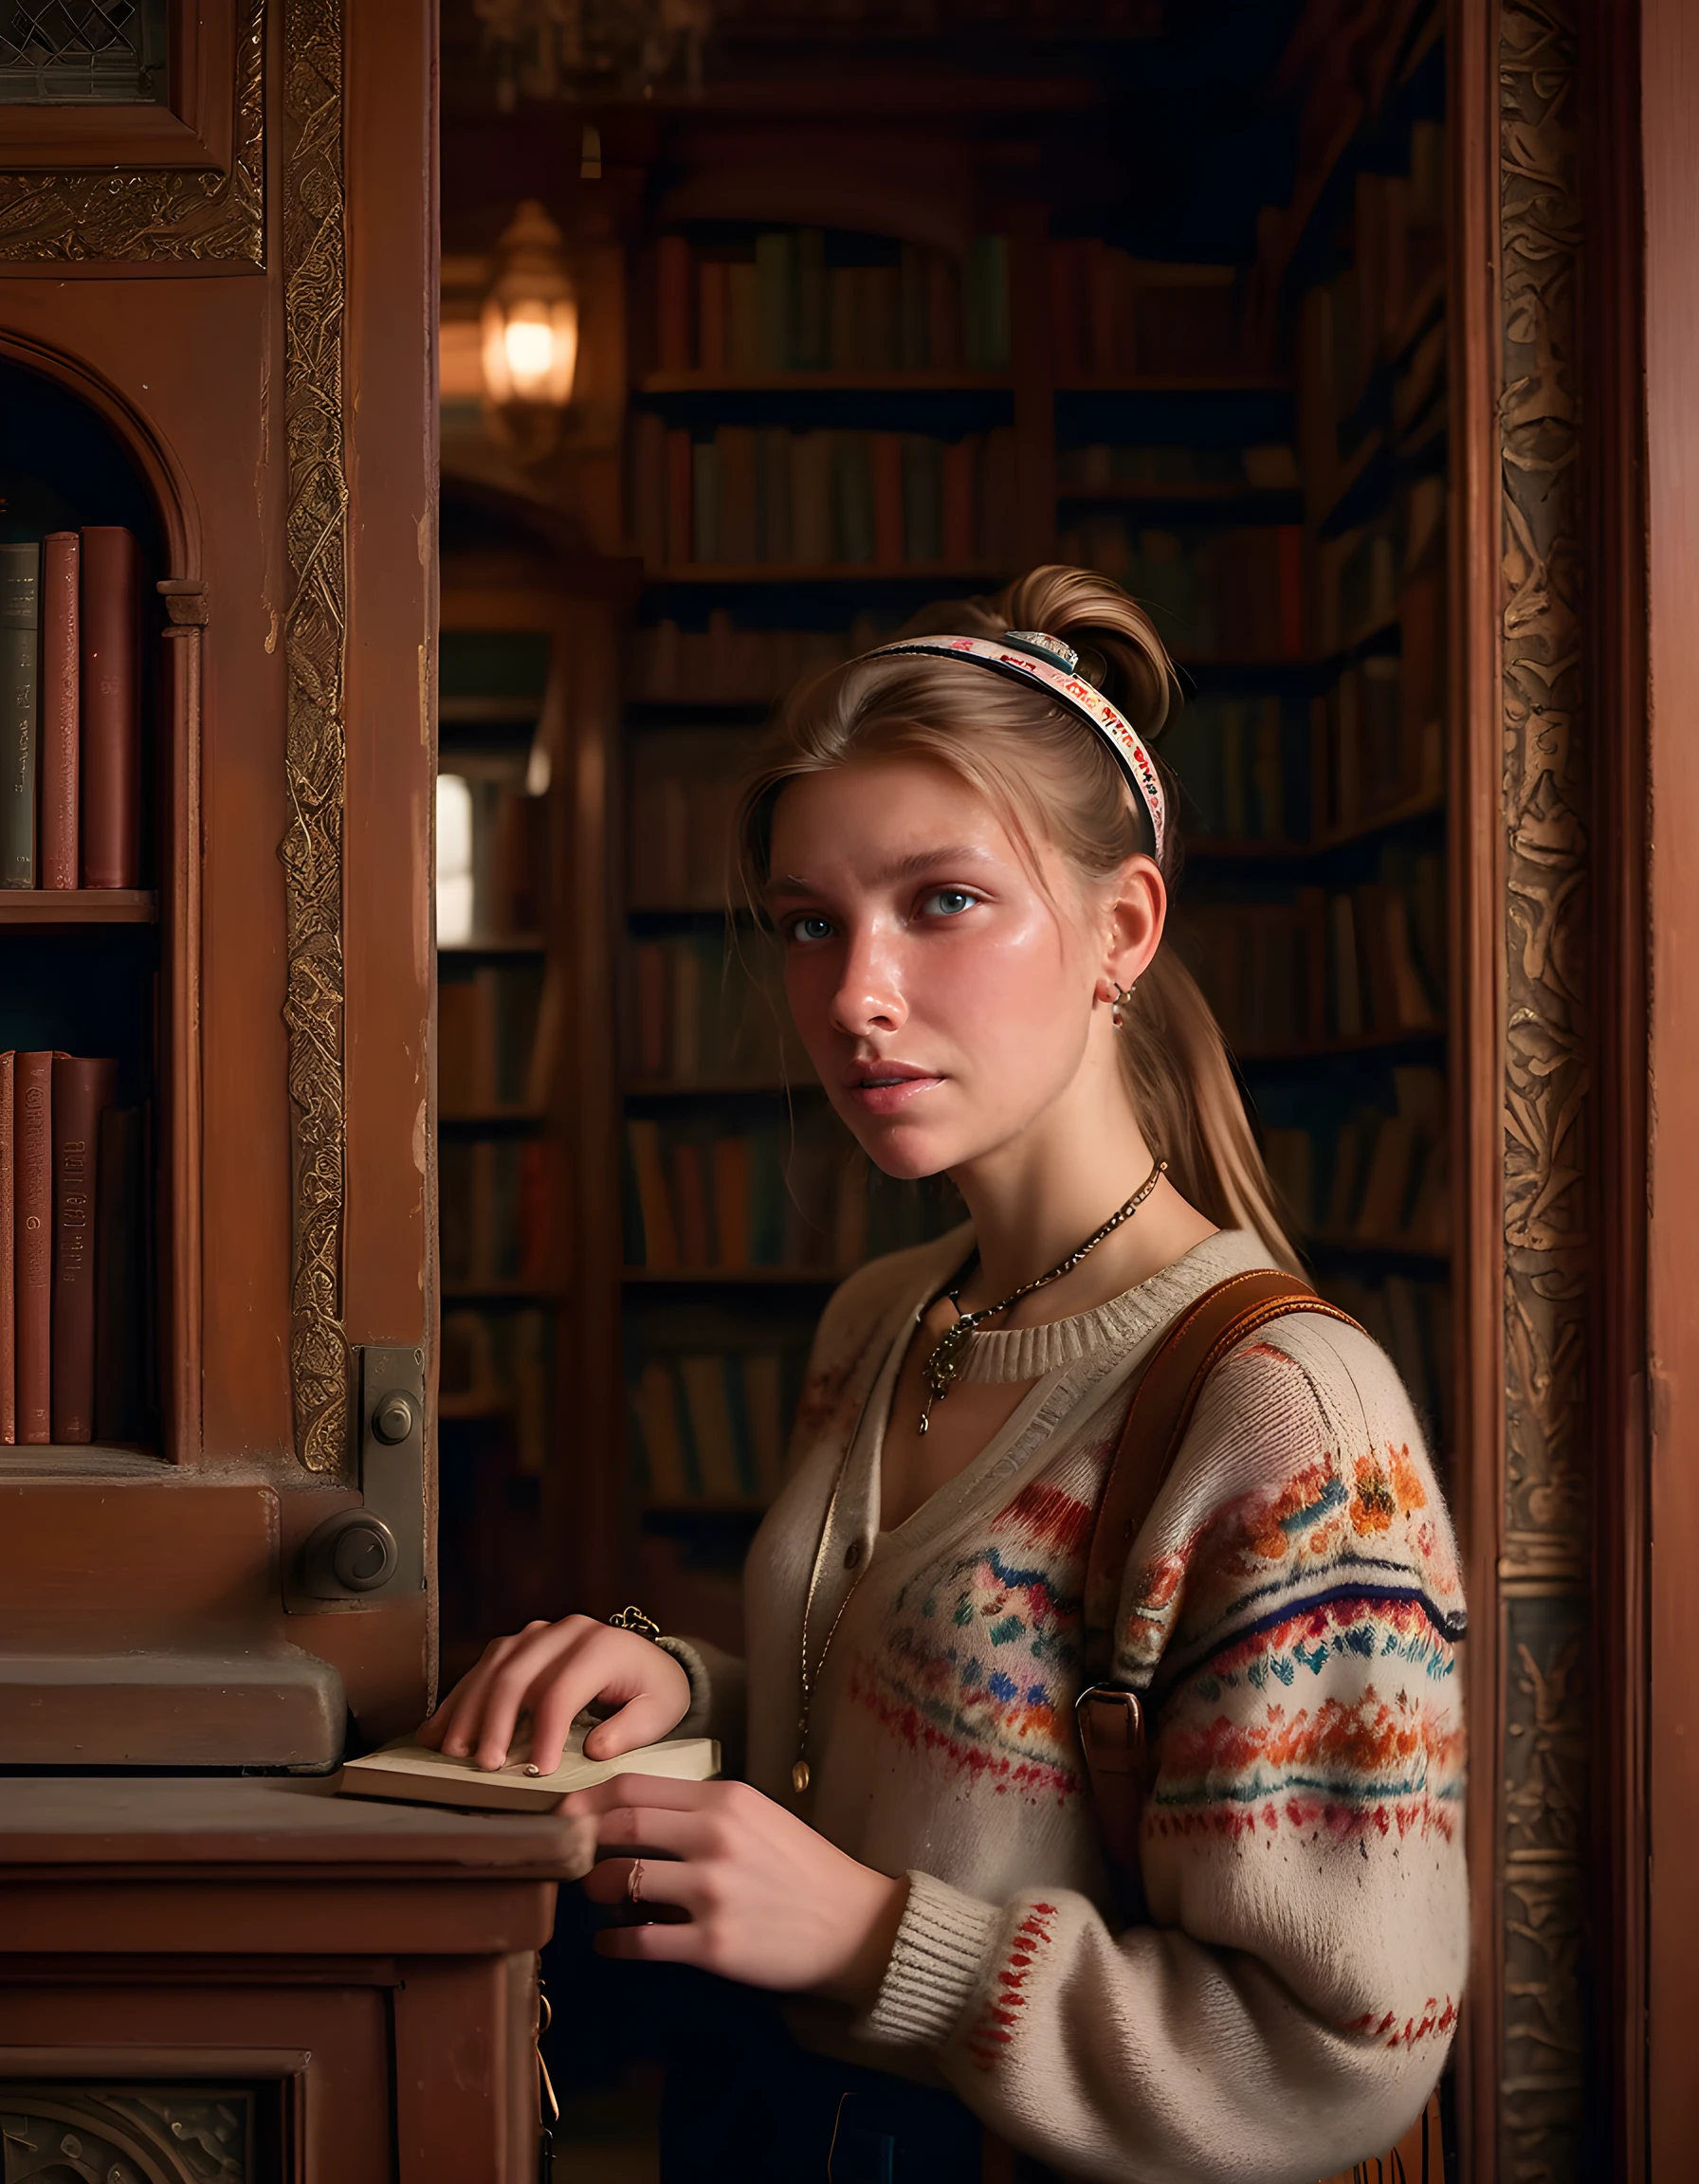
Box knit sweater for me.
[666,1226,1468,2184]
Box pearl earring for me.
[1110,982,1136,1030]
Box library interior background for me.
[9,0,1697,2176]
[436,3,1453,2166]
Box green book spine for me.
[899,244,930,371]
[670,1359,704,1499]
[795,229,828,369]
[722,1353,758,1499]
[963,236,1012,371]
[902,435,943,564]
[748,1125,785,1265]
[755,231,795,373]
[1,540,41,889]
[833,432,875,565]
[758,427,793,564]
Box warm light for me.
[481,200,578,427]
[436,774,474,946]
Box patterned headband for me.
[862,628,1168,861]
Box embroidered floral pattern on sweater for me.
[847,1472,1109,1803]
[1117,1411,1464,1684]
[747,1233,1468,2176]
[963,1901,1058,2070]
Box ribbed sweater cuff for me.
[860,1869,1003,2050]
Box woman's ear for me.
[1102,855,1166,993]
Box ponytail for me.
[737,563,1302,1272]
[1118,950,1300,1272]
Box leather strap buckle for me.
[1074,1684,1144,1775]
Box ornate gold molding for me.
[1498,2,1590,2175]
[0,0,264,265]
[280,0,350,1473]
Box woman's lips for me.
[843,1065,943,1116]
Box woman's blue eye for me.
[787,914,833,943]
[923,888,977,918]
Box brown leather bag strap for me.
[1082,1268,1361,1641]
[1075,1270,1362,1895]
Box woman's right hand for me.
[414,1615,692,1774]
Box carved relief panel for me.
[1,2088,255,2184]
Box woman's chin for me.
[848,1119,957,1184]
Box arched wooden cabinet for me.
[0,12,581,2180]
[0,0,441,1756]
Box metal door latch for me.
[286,1345,427,1611]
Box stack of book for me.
[1324,847,1445,1041]
[628,615,891,704]
[628,1346,800,1506]
[650,230,1011,376]
[1161,694,1292,843]
[627,726,758,909]
[1,528,143,891]
[1056,443,1302,493]
[1318,476,1444,654]
[1311,629,1444,834]
[623,1112,855,1274]
[1177,847,1443,1055]
[1047,246,1244,381]
[1178,896,1326,1055]
[439,962,546,1114]
[440,1138,561,1291]
[1051,519,1304,661]
[1261,1065,1449,1255]
[440,1305,551,1468]
[623,1115,963,1276]
[630,419,1019,572]
[1297,119,1447,469]
[0,1050,148,1447]
[626,932,804,1087]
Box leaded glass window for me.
[0,0,168,104]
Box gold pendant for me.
[920,1316,973,1431]
[792,1757,811,1793]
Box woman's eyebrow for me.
[766,846,994,902]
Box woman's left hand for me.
[566,1774,909,2011]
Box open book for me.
[338,1718,721,1814]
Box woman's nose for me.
[828,928,906,1038]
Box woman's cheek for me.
[782,951,838,1060]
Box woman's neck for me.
[947,1066,1217,1323]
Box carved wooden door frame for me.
[1450,0,1692,2174]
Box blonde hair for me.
[735,563,1300,1271]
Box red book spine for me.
[657,235,694,371]
[51,1053,118,1444]
[38,531,79,891]
[79,525,140,889]
[870,432,905,568]
[13,1050,55,1444]
[0,1051,12,1444]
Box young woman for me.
[422,566,1467,2182]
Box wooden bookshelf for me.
[0,890,157,927]
[640,372,1015,395]
[622,1267,842,1287]
[436,549,625,1645]
[643,563,1010,586]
